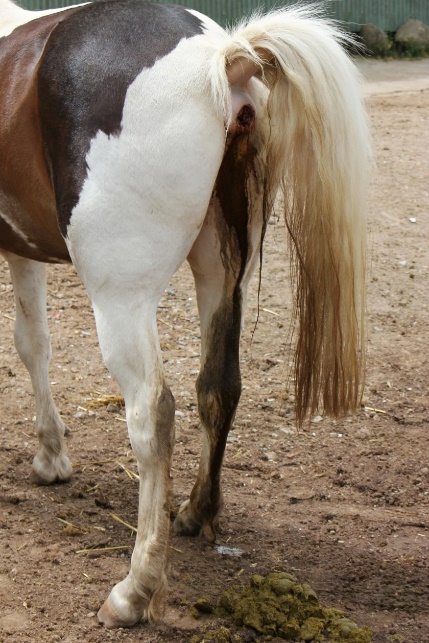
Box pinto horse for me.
[0,0,370,628]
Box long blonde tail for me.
[210,5,371,424]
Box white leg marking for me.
[5,252,72,484]
[90,298,174,627]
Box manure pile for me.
[192,572,372,642]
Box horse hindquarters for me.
[175,5,371,539]
[54,32,226,626]
[209,7,370,423]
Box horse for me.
[0,0,370,628]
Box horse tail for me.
[209,6,371,425]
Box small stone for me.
[264,451,276,461]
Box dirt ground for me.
[1,59,428,643]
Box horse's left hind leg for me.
[84,293,175,628]
[4,252,72,484]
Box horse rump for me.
[210,6,370,424]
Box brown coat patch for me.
[0,11,81,262]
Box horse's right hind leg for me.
[173,129,267,540]
[5,252,72,484]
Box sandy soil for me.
[0,60,428,642]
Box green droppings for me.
[267,572,298,596]
[215,572,373,641]
[190,626,234,642]
[300,617,325,640]
[250,574,265,589]
[193,597,214,614]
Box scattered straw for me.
[76,545,130,554]
[57,517,87,534]
[364,406,390,415]
[110,513,137,533]
[86,484,100,492]
[86,394,125,409]
[117,462,140,481]
[262,308,280,317]
[170,546,184,554]
[73,459,117,467]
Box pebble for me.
[263,451,277,461]
[357,427,371,439]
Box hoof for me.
[98,598,134,629]
[201,522,216,542]
[172,499,216,542]
[172,499,201,536]
[31,452,73,485]
[98,580,146,628]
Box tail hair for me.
[210,4,371,424]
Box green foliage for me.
[363,32,429,59]
[394,38,429,58]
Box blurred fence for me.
[17,0,429,31]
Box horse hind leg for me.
[173,133,265,540]
[5,252,72,484]
[173,259,242,541]
[85,293,175,628]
